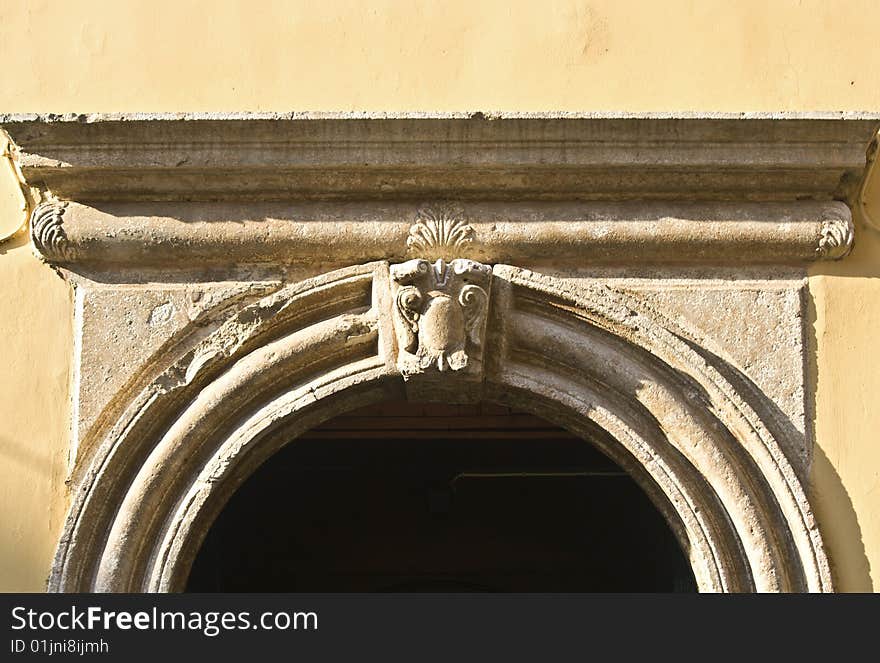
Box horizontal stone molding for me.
[30,200,853,266]
[3,113,878,201]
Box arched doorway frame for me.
[48,260,832,593]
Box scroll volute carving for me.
[389,258,492,396]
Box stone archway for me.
[6,114,876,594]
[49,260,831,593]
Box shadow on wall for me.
[810,445,872,590]
[805,140,880,591]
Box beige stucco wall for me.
[809,179,880,592]
[0,0,878,591]
[0,142,70,592]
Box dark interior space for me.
[187,402,696,592]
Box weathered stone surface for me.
[72,280,280,465]
[623,278,810,472]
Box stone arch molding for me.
[50,259,832,594]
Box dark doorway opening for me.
[187,402,696,592]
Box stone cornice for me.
[3,113,878,202]
[2,114,876,266]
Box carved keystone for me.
[389,258,492,394]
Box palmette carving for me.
[390,258,491,378]
[406,205,475,258]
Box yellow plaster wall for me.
[809,177,880,592]
[0,0,878,591]
[0,135,70,591]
